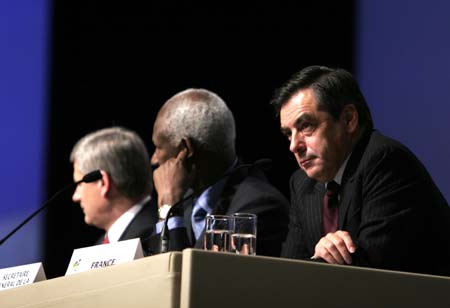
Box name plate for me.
[0,262,46,291]
[65,238,143,276]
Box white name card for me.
[0,262,46,291]
[65,238,143,276]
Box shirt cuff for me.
[156,217,185,234]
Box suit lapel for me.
[338,130,372,229]
[183,197,195,245]
[339,177,355,229]
[299,181,324,248]
[310,182,325,244]
[213,165,243,215]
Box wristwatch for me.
[158,204,172,220]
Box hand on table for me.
[312,230,356,265]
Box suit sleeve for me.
[228,176,289,257]
[352,144,449,273]
[142,223,190,255]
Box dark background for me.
[44,1,354,277]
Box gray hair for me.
[70,127,151,200]
[162,88,236,157]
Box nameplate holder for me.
[65,238,143,276]
[0,262,46,291]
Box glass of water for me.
[204,215,231,252]
[231,213,257,255]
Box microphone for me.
[0,169,102,246]
[159,159,272,253]
[159,192,194,253]
[78,170,102,184]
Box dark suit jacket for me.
[282,130,450,276]
[147,164,289,257]
[96,199,158,253]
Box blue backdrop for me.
[0,0,50,267]
[356,0,450,202]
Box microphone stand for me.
[0,170,102,246]
[159,192,194,253]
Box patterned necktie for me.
[191,197,208,240]
[192,206,208,240]
[322,181,340,235]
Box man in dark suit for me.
[148,88,289,256]
[71,127,158,252]
[271,65,450,276]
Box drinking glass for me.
[231,213,257,255]
[203,215,231,252]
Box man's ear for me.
[181,138,195,159]
[341,104,359,134]
[99,170,111,197]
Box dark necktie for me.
[322,181,340,235]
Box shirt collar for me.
[193,174,227,214]
[106,195,151,243]
[330,154,351,186]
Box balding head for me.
[154,88,236,159]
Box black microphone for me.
[79,170,102,184]
[159,192,194,253]
[0,169,102,246]
[159,159,272,253]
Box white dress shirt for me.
[105,195,150,243]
